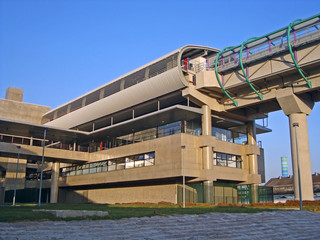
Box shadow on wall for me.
[4,188,51,204]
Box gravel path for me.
[1,210,320,239]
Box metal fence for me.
[177,182,273,204]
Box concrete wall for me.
[0,99,51,124]
[60,133,260,189]
[0,156,26,190]
[59,184,178,204]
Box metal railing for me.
[200,13,320,106]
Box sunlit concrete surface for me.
[1,211,320,240]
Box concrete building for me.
[0,46,270,204]
[1,14,320,204]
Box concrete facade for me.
[59,184,178,204]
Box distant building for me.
[265,173,320,195]
[281,157,289,178]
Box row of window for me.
[61,152,155,177]
[213,152,242,168]
[60,150,240,178]
[46,53,179,121]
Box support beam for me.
[203,180,213,204]
[276,88,314,200]
[50,162,60,203]
[247,121,259,203]
[247,121,258,175]
[289,113,314,200]
[202,105,212,170]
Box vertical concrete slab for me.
[201,105,212,170]
[247,121,258,175]
[203,181,213,204]
[50,162,60,203]
[289,113,314,200]
[247,121,259,203]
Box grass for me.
[0,203,275,222]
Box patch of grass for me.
[301,206,320,213]
[0,203,274,222]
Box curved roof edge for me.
[44,45,219,117]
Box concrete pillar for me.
[276,88,314,200]
[202,147,212,170]
[50,162,60,203]
[247,121,259,203]
[181,120,187,133]
[289,113,314,200]
[201,105,212,170]
[247,121,258,175]
[203,181,213,204]
[202,105,212,136]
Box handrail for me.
[239,37,263,100]
[217,13,320,56]
[214,13,320,105]
[215,46,238,107]
[287,19,312,88]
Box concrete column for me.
[201,105,212,136]
[289,113,314,200]
[276,88,314,201]
[247,121,258,175]
[202,147,212,170]
[181,120,187,133]
[203,181,213,204]
[50,162,60,203]
[202,105,212,170]
[247,121,259,203]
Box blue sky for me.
[0,0,319,181]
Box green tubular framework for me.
[287,19,312,88]
[214,46,238,107]
[239,37,263,100]
[214,13,320,106]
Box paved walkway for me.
[1,210,320,239]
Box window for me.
[61,152,155,177]
[213,152,242,168]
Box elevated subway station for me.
[1,14,320,204]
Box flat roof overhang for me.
[0,143,88,164]
[0,103,271,145]
[0,118,89,142]
[88,104,271,140]
[89,105,203,139]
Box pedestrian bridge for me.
[185,13,320,114]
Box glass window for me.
[108,160,116,171]
[213,151,242,168]
[61,152,155,176]
[116,158,126,170]
[125,157,134,169]
[145,158,155,166]
[135,160,144,168]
